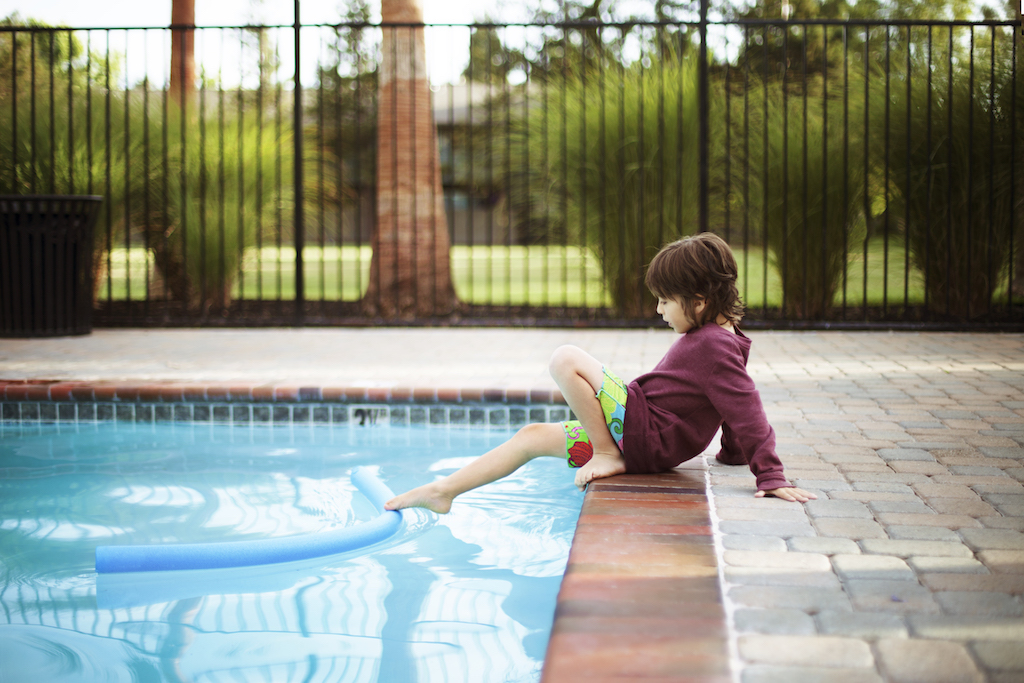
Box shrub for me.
[517,55,706,317]
[128,102,291,312]
[742,79,868,319]
[882,39,1020,318]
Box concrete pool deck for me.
[2,328,1024,682]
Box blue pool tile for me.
[40,403,58,422]
[352,407,386,426]
[4,399,561,428]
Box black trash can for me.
[0,195,103,337]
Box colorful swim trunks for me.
[561,367,628,468]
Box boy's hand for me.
[755,487,817,503]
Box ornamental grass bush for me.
[881,38,1021,318]
[516,54,713,318]
[740,78,868,319]
[127,103,291,313]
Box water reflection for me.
[0,423,581,682]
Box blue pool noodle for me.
[96,467,403,573]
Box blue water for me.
[0,422,584,683]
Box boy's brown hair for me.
[645,232,744,327]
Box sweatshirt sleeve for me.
[705,352,791,492]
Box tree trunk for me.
[169,0,195,103]
[364,0,456,319]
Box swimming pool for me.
[0,421,584,683]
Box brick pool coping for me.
[1,378,732,681]
[0,378,569,406]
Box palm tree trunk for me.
[169,0,195,104]
[364,0,456,319]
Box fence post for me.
[698,0,709,234]
[293,0,305,320]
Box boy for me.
[385,233,815,513]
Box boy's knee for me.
[548,344,582,377]
[516,422,564,455]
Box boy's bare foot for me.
[384,483,454,514]
[573,450,626,491]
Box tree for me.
[169,0,195,103]
[364,0,456,318]
[463,21,529,85]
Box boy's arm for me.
[716,390,816,502]
[715,422,747,465]
[705,355,790,492]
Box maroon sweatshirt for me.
[621,323,791,491]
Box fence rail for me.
[1,16,1020,328]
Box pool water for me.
[0,422,584,683]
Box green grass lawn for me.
[735,240,927,309]
[102,238,1013,310]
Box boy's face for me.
[657,296,703,334]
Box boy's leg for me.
[384,422,565,513]
[548,345,626,489]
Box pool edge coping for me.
[0,378,569,405]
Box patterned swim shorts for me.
[561,367,628,468]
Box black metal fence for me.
[1,16,1020,329]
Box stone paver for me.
[711,332,1024,683]
[733,608,816,635]
[738,635,874,668]
[741,665,883,683]
[4,328,1024,682]
[875,639,984,683]
[815,610,908,639]
[832,554,916,581]
[934,592,1023,617]
[971,641,1024,673]
[858,539,974,558]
